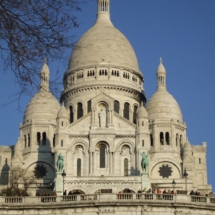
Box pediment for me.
[69,112,91,130]
[113,112,136,130]
[91,92,114,110]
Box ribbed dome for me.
[67,13,140,73]
[146,89,182,121]
[184,139,192,151]
[57,105,68,119]
[146,59,183,122]
[24,89,60,123]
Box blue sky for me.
[0,1,215,189]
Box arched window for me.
[87,100,91,113]
[133,105,138,124]
[53,134,55,148]
[114,100,120,114]
[61,140,63,147]
[28,134,30,147]
[142,121,144,126]
[124,158,129,176]
[160,132,164,145]
[37,132,41,145]
[199,158,201,164]
[165,132,170,145]
[77,102,83,119]
[69,106,74,123]
[77,158,81,176]
[61,121,63,126]
[24,135,27,148]
[100,145,106,168]
[150,134,153,146]
[176,134,179,146]
[180,135,183,145]
[42,132,46,145]
[123,102,130,120]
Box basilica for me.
[0,0,212,199]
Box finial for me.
[160,57,162,64]
[44,58,47,64]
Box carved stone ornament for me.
[158,164,173,178]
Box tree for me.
[0,0,88,98]
[4,166,35,196]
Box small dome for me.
[24,90,60,123]
[41,60,50,75]
[146,59,183,122]
[137,104,148,118]
[146,89,183,121]
[157,58,166,74]
[57,105,68,119]
[184,139,192,151]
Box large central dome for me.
[67,8,140,74]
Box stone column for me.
[109,152,112,175]
[92,152,94,175]
[112,152,115,174]
[74,108,77,121]
[89,151,92,175]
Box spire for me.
[40,58,50,91]
[97,0,111,23]
[156,57,166,91]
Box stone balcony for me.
[1,194,215,208]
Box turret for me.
[40,58,50,91]
[55,104,69,150]
[156,58,166,91]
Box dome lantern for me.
[40,58,50,91]
[156,58,166,91]
[97,0,110,22]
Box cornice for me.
[61,85,146,103]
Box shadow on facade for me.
[34,137,55,195]
[0,158,10,185]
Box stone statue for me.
[99,108,106,127]
[56,153,64,172]
[141,152,148,172]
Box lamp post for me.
[61,170,66,194]
[172,179,176,193]
[49,179,54,190]
[183,169,188,191]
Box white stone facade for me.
[0,0,212,211]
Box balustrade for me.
[5,197,23,204]
[1,194,214,206]
[191,196,207,203]
[210,198,215,204]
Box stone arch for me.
[116,139,135,153]
[95,141,110,150]
[71,140,88,153]
[91,92,114,111]
[117,188,136,193]
[27,161,55,179]
[26,160,55,172]
[92,139,111,151]
[150,160,181,179]
[66,185,88,194]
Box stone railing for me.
[1,194,215,206]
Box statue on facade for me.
[56,153,64,172]
[141,152,148,172]
[99,108,106,127]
